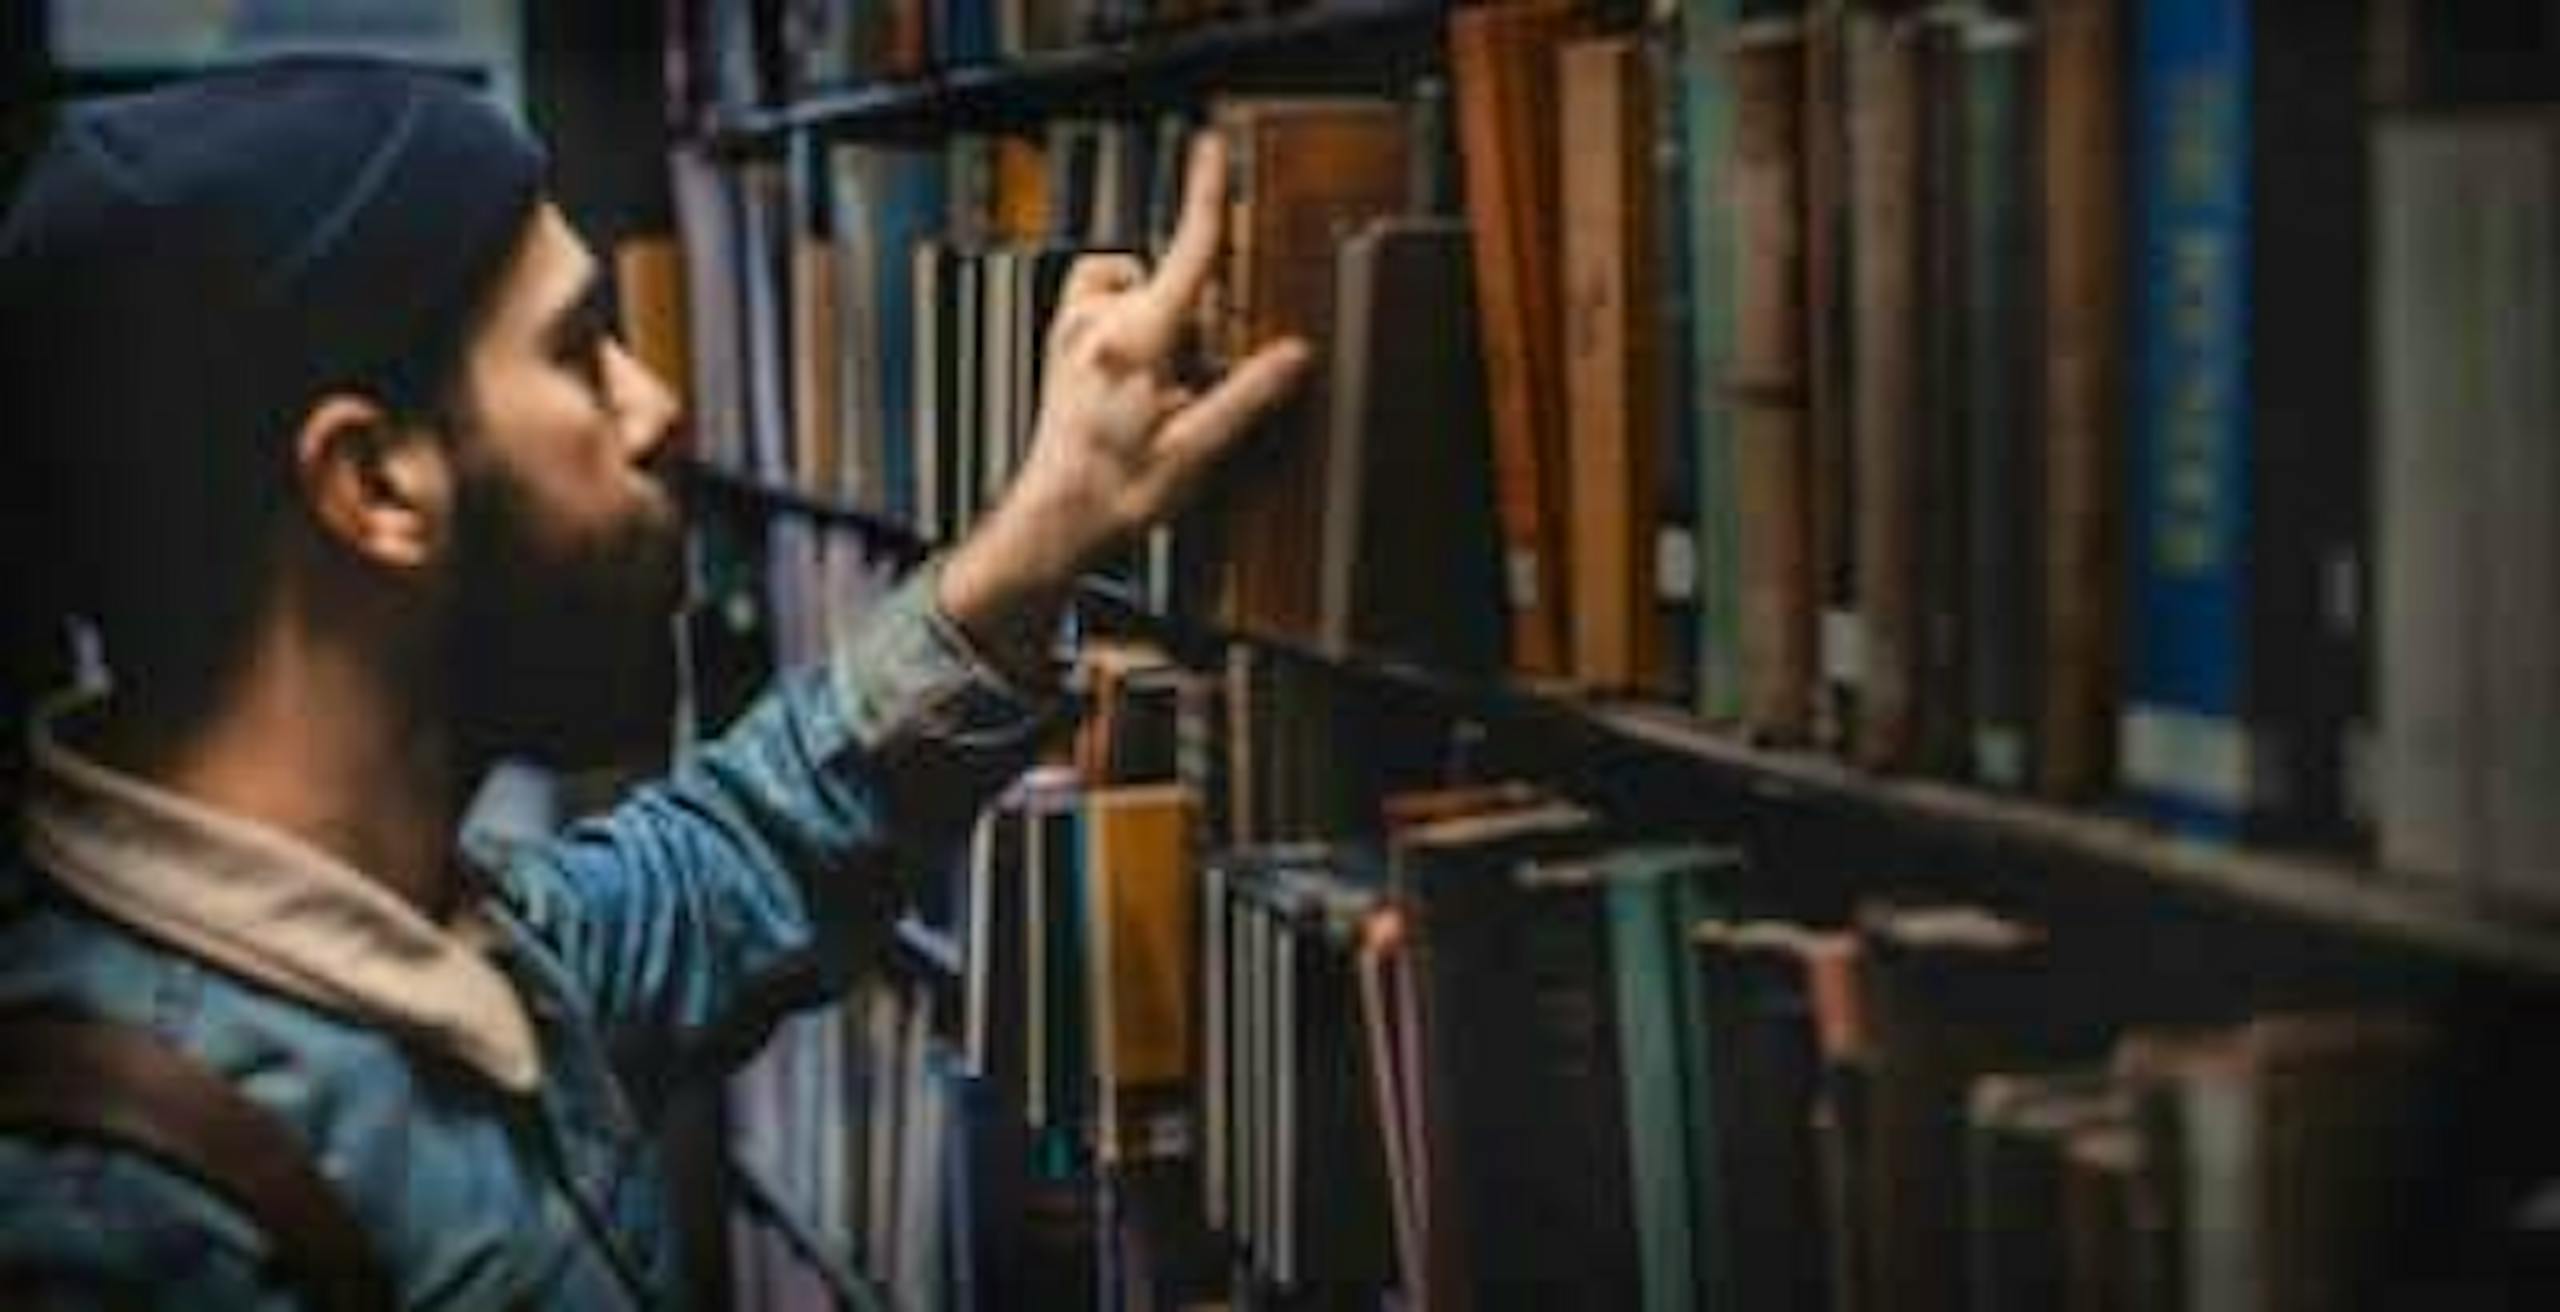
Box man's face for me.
[440,203,686,767]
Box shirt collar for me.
[20,692,543,1093]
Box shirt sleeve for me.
[0,1137,302,1312]
[490,558,1062,1093]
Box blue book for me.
[2126,0,2369,840]
[872,151,949,529]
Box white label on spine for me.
[1506,549,1541,609]
[1822,610,1864,686]
[1657,527,1699,602]
[2121,705,2254,810]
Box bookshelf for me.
[661,0,2560,1308]
[703,0,1449,145]
[693,460,2560,985]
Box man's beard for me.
[445,463,686,770]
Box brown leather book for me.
[1560,34,1664,694]
[1450,2,1582,679]
[1731,16,1817,742]
[1211,98,1413,641]
[2035,0,2122,801]
[1848,6,1925,772]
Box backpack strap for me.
[0,1006,396,1312]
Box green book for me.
[1606,843,1745,1312]
[1680,0,1745,721]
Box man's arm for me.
[490,134,1309,1095]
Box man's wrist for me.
[934,492,1094,687]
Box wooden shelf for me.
[1586,703,2560,983]
[702,0,1446,146]
[683,457,2560,983]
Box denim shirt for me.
[0,563,1058,1309]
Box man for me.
[0,60,1307,1307]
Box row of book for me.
[668,0,1327,117]
[880,633,2493,1310]
[1199,808,2458,1312]
[663,0,2560,904]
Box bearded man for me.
[0,60,1305,1309]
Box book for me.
[1803,0,1860,754]
[1603,844,1743,1312]
[1450,1,1583,678]
[1081,784,1201,1167]
[1560,34,1668,694]
[1730,13,1817,743]
[1963,1069,2132,1312]
[2372,112,2560,902]
[1677,0,1746,723]
[2123,0,2372,841]
[1847,5,1924,771]
[1318,216,1508,675]
[1691,920,1855,1312]
[2115,1013,2439,1312]
[1210,97,1414,643]
[2037,0,2124,802]
[1953,14,2035,793]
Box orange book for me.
[1450,2,1581,679]
[1082,785,1202,1123]
[991,134,1052,244]
[1558,35,1664,694]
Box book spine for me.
[1848,7,1924,771]
[2124,0,2252,836]
[2037,0,2122,802]
[1608,874,1702,1312]
[1804,1,1861,753]
[1451,7,1578,679]
[1731,16,1817,743]
[1915,12,1972,778]
[2371,122,2479,885]
[1564,36,1664,693]
[1650,23,1706,709]
[1682,0,1748,721]
[1962,18,2035,792]
[2479,126,2560,903]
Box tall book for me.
[1856,905,2106,1312]
[2123,0,2371,840]
[1957,16,2036,791]
[1678,0,1747,722]
[1561,35,1668,693]
[1081,784,1201,1168]
[1914,12,1973,778]
[1803,0,1861,753]
[1211,97,1413,642]
[2037,0,2124,801]
[1847,5,1925,771]
[1318,216,1508,675]
[1602,844,1743,1312]
[1391,802,1617,1309]
[1450,2,1582,679]
[1730,13,1817,743]
[1691,920,1850,1312]
[2371,113,2560,902]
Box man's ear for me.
[293,394,455,571]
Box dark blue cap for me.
[1,57,548,438]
